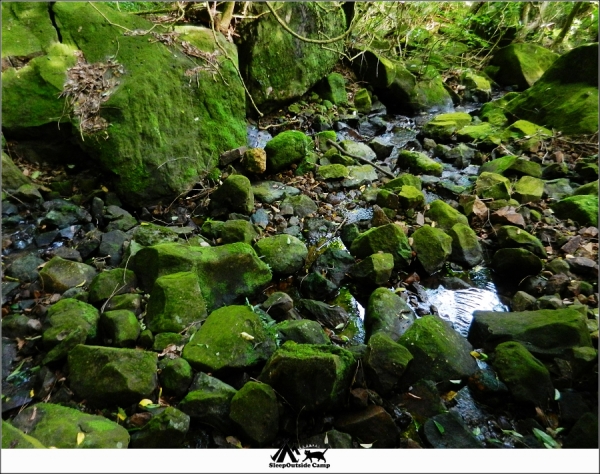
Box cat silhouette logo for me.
[269,443,330,469]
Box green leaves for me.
[433,420,445,435]
[533,428,561,449]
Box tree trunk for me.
[552,2,585,49]
[217,2,235,33]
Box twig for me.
[258,120,301,131]
[326,139,394,178]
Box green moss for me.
[456,123,503,146]
[475,172,512,200]
[411,225,452,274]
[2,420,46,449]
[350,223,412,270]
[383,174,422,191]
[254,234,307,276]
[425,199,469,231]
[354,88,372,113]
[491,43,558,90]
[551,195,598,227]
[1,3,57,57]
[317,164,349,180]
[513,175,544,203]
[398,185,425,209]
[423,112,472,140]
[229,381,279,445]
[181,305,276,372]
[396,150,443,176]
[265,130,313,172]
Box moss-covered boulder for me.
[39,256,97,293]
[237,2,346,112]
[229,381,279,446]
[88,268,137,303]
[342,164,378,188]
[254,234,308,276]
[513,176,544,204]
[177,373,237,432]
[447,223,483,268]
[133,242,272,311]
[398,185,426,209]
[209,175,254,216]
[146,272,207,334]
[376,189,400,210]
[364,333,413,395]
[479,93,518,127]
[158,357,193,397]
[242,147,267,174]
[456,122,503,147]
[42,298,100,364]
[318,72,348,106]
[259,341,355,411]
[350,252,394,286]
[493,341,554,407]
[468,308,593,357]
[181,305,276,372]
[425,199,469,231]
[350,223,412,270]
[280,194,318,218]
[383,173,422,192]
[396,150,443,176]
[68,345,157,407]
[497,225,547,258]
[130,407,190,449]
[552,195,598,227]
[3,3,246,205]
[505,44,598,135]
[2,420,46,449]
[480,155,542,178]
[398,316,478,389]
[422,112,472,141]
[412,225,453,275]
[276,319,330,345]
[491,248,542,280]
[11,403,129,448]
[317,164,349,180]
[354,88,372,113]
[461,70,491,102]
[573,180,599,196]
[490,43,558,90]
[365,288,416,342]
[475,172,512,200]
[220,220,259,245]
[100,310,140,348]
[264,130,313,172]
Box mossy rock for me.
[133,242,272,312]
[490,43,558,90]
[365,287,416,342]
[475,172,512,200]
[318,72,348,106]
[383,174,422,191]
[425,199,468,231]
[265,130,313,172]
[2,420,46,449]
[317,164,349,180]
[130,407,190,449]
[100,310,140,348]
[350,223,412,270]
[177,373,237,432]
[242,147,267,174]
[315,130,337,152]
[396,150,443,176]
[480,97,511,127]
[280,194,318,218]
[258,341,356,412]
[251,180,301,204]
[158,357,193,397]
[210,175,254,216]
[38,256,97,293]
[456,123,503,147]
[181,305,276,372]
[551,195,598,227]
[573,180,599,196]
[4,3,247,206]
[229,381,279,446]
[506,120,552,140]
[131,222,182,247]
[411,225,453,275]
[1,3,58,57]
[2,152,31,191]
[354,88,372,113]
[146,271,207,333]
[220,220,259,245]
[491,248,542,280]
[460,70,491,102]
[505,44,598,135]
[422,112,472,141]
[497,225,547,258]
[350,252,394,286]
[469,308,593,357]
[11,403,129,448]
[398,185,425,209]
[479,155,542,179]
[276,319,330,345]
[68,345,157,407]
[42,298,100,364]
[376,189,400,210]
[340,140,377,161]
[364,332,413,395]
[447,223,483,268]
[398,315,478,390]
[493,341,554,408]
[342,164,378,188]
[254,234,308,276]
[237,2,346,112]
[88,268,137,303]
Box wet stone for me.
[335,405,399,448]
[98,230,128,266]
[5,252,45,283]
[423,412,482,449]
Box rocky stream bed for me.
[2,66,599,451]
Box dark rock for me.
[100,310,140,348]
[88,268,137,303]
[254,234,308,276]
[130,407,190,449]
[300,271,338,300]
[261,292,294,321]
[220,146,248,166]
[491,248,542,280]
[98,230,127,266]
[365,288,416,341]
[39,256,96,293]
[5,252,44,283]
[301,429,353,449]
[566,256,598,277]
[423,412,482,448]
[364,333,413,395]
[335,405,399,448]
[50,246,82,262]
[229,381,279,446]
[562,412,599,449]
[158,358,193,397]
[276,319,330,345]
[298,299,348,330]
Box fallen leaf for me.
[138,399,154,408]
[240,332,255,341]
[433,420,445,434]
[359,443,373,448]
[77,432,85,445]
[226,436,242,448]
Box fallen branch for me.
[326,139,394,178]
